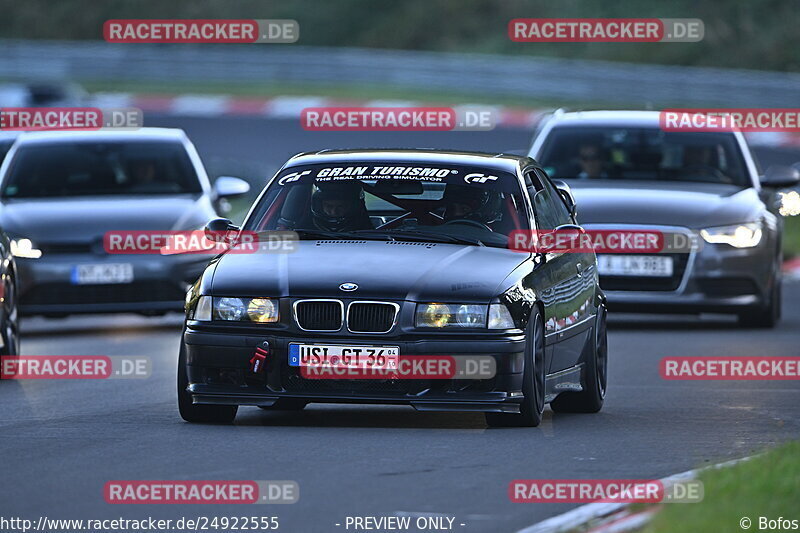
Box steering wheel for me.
[442,219,492,231]
[681,165,731,183]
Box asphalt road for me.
[2,117,799,533]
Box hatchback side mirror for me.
[760,165,800,189]
[552,179,578,219]
[214,176,251,198]
[204,218,240,243]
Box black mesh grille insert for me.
[348,302,397,333]
[295,300,342,331]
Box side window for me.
[530,169,571,228]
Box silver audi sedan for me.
[529,110,798,327]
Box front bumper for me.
[183,325,527,412]
[593,225,777,315]
[17,254,209,316]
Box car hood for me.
[0,195,211,243]
[567,180,764,229]
[209,240,528,302]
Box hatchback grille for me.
[294,300,343,331]
[348,302,398,333]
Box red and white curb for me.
[784,258,800,280]
[88,92,800,149]
[515,456,756,533]
[89,92,544,129]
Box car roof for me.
[284,149,534,173]
[10,127,187,145]
[545,110,666,128]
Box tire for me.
[0,273,19,358]
[485,307,545,428]
[738,279,780,329]
[177,341,238,423]
[550,304,607,414]
[259,399,308,411]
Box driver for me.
[442,184,501,226]
[311,182,372,232]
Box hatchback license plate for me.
[71,263,134,284]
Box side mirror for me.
[204,218,240,243]
[214,176,251,198]
[552,179,578,219]
[760,165,800,189]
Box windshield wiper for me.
[283,229,393,241]
[352,229,485,247]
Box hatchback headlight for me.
[415,303,488,328]
[700,222,762,248]
[192,296,279,322]
[10,238,42,259]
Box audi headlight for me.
[10,238,42,259]
[415,303,487,328]
[204,296,279,322]
[700,222,763,248]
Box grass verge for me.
[645,441,800,533]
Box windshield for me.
[538,126,751,186]
[244,162,529,248]
[1,141,202,198]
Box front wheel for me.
[485,307,546,428]
[177,341,238,423]
[0,273,19,357]
[550,304,607,413]
[738,279,780,328]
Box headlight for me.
[415,303,487,328]
[193,296,212,321]
[10,238,42,259]
[700,222,763,248]
[203,296,279,323]
[488,304,515,329]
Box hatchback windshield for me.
[538,126,750,186]
[245,162,529,248]
[1,141,202,198]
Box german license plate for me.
[288,344,399,370]
[597,255,673,277]
[71,263,134,284]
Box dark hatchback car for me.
[0,129,250,316]
[180,150,607,427]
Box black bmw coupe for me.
[179,150,607,427]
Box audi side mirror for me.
[760,165,800,189]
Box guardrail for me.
[1,39,799,107]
